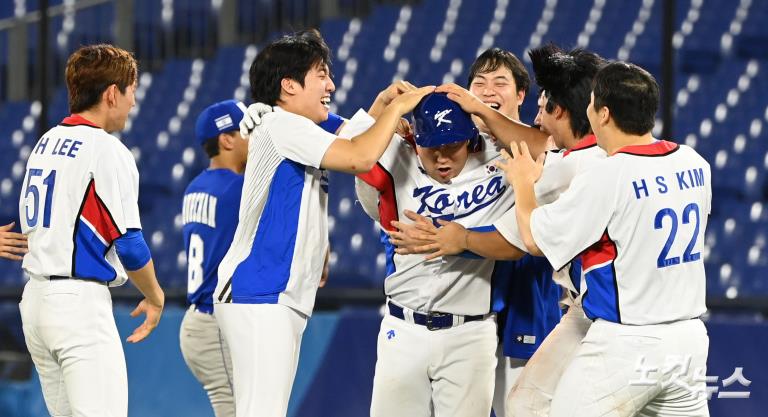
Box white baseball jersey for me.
[530,141,710,325]
[19,115,141,286]
[214,107,368,316]
[359,128,513,316]
[494,135,606,298]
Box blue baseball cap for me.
[195,100,247,145]
[412,92,479,148]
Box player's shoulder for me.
[185,169,243,197]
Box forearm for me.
[477,106,549,157]
[347,105,402,171]
[514,182,543,256]
[466,230,526,260]
[127,259,164,307]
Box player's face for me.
[108,81,136,133]
[534,91,546,127]
[536,92,555,136]
[298,62,335,124]
[469,67,524,129]
[416,141,470,184]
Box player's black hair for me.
[467,48,530,97]
[249,29,331,106]
[592,62,659,135]
[202,136,220,158]
[529,43,605,138]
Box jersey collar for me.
[563,134,597,156]
[614,140,679,157]
[60,114,101,128]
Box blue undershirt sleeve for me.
[114,228,152,271]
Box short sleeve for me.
[530,163,616,270]
[492,209,526,251]
[265,111,338,168]
[92,141,142,233]
[338,109,374,138]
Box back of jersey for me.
[19,116,141,285]
[586,142,711,325]
[182,169,243,313]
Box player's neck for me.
[209,155,244,174]
[75,107,110,131]
[603,131,655,155]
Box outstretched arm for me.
[435,83,549,158]
[320,85,435,173]
[388,210,526,261]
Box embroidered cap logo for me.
[434,109,453,127]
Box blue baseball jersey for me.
[182,169,244,313]
[492,256,562,359]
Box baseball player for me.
[179,100,248,417]
[353,89,557,417]
[18,44,164,417]
[211,29,433,417]
[501,62,710,416]
[464,48,557,417]
[180,100,345,417]
[393,45,607,417]
[0,222,27,260]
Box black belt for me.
[49,275,108,285]
[387,301,485,331]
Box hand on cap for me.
[239,103,274,138]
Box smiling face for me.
[416,141,470,184]
[469,66,524,128]
[288,62,335,124]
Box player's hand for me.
[127,297,164,343]
[496,142,545,190]
[390,211,468,260]
[435,83,487,116]
[0,222,28,261]
[389,86,436,116]
[388,211,435,253]
[369,80,418,119]
[239,102,274,138]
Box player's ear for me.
[516,89,525,107]
[102,84,117,108]
[280,78,298,97]
[598,105,611,127]
[552,104,565,119]
[218,132,235,151]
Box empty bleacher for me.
[0,0,766,301]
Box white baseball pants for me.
[492,346,527,417]
[19,276,127,417]
[550,317,710,417]
[506,303,592,417]
[215,303,307,417]
[180,307,235,417]
[370,313,497,417]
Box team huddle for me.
[11,25,711,417]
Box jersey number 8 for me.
[187,233,204,294]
